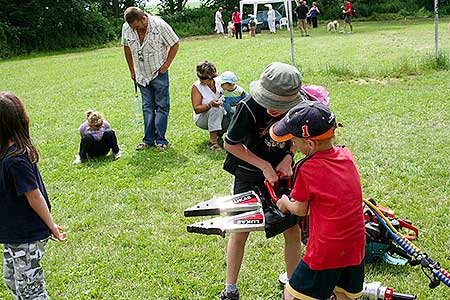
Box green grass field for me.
[1,19,450,299]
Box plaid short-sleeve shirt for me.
[121,15,179,86]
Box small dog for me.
[327,20,339,32]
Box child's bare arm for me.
[25,189,66,241]
[224,142,279,184]
[277,194,309,216]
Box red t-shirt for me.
[291,146,365,270]
[232,12,242,23]
[346,2,353,17]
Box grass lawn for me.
[1,19,450,299]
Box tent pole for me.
[287,0,296,67]
[434,0,439,60]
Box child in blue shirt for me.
[219,71,248,119]
[0,92,66,300]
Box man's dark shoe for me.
[220,289,239,300]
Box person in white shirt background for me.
[215,7,225,35]
[266,4,276,33]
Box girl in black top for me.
[0,92,66,299]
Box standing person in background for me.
[295,1,309,37]
[232,7,242,39]
[267,4,276,33]
[0,92,67,300]
[249,16,257,37]
[215,7,225,35]
[122,7,179,151]
[342,1,353,34]
[308,2,320,28]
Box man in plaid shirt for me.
[122,7,179,151]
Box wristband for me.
[285,151,295,160]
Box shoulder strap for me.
[291,154,314,187]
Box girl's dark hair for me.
[196,61,218,80]
[0,92,39,162]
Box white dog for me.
[327,20,339,32]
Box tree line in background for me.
[1,0,449,58]
[0,0,142,58]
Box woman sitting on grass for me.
[191,61,229,151]
[73,110,122,164]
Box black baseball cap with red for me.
[270,101,339,142]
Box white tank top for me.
[192,79,223,122]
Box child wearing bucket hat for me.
[270,101,366,300]
[220,62,307,300]
[218,71,247,119]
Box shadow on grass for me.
[194,140,227,161]
[125,146,191,175]
[365,261,416,278]
[75,155,115,168]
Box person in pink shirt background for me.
[232,7,242,39]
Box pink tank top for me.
[232,12,241,23]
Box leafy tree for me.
[158,0,190,15]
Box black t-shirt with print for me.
[224,96,291,175]
[0,145,51,244]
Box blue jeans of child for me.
[138,72,170,146]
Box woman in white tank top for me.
[191,61,229,150]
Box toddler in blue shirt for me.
[218,71,248,119]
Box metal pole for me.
[287,0,296,67]
[434,0,439,59]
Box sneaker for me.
[136,143,152,151]
[72,155,82,165]
[156,143,169,151]
[112,150,122,161]
[278,272,289,286]
[220,289,239,300]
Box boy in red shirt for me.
[270,101,365,300]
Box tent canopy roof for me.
[240,0,286,4]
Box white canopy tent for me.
[239,0,296,66]
[239,0,289,20]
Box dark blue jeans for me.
[138,72,170,146]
